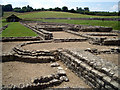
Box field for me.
[27,19,120,30]
[18,11,118,19]
[3,11,118,19]
[1,22,38,37]
[2,11,120,30]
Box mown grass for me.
[2,19,9,26]
[27,19,119,30]
[3,11,118,19]
[1,22,38,37]
[3,12,23,19]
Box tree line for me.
[2,4,119,16]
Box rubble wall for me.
[56,49,119,89]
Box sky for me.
[0,0,120,12]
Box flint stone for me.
[51,62,60,67]
[60,76,69,82]
[57,67,63,70]
[57,70,66,76]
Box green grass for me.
[1,22,38,37]
[3,12,23,19]
[2,19,9,26]
[28,19,119,30]
[3,11,118,19]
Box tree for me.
[14,7,21,12]
[26,5,33,12]
[69,9,76,13]
[54,7,61,11]
[62,6,68,12]
[41,8,45,11]
[2,4,13,11]
[76,7,84,13]
[49,8,53,11]
[84,7,89,12]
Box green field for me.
[3,11,118,19]
[26,19,120,30]
[1,22,38,37]
[2,11,119,31]
[19,11,118,19]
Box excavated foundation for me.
[2,22,120,89]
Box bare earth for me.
[2,41,26,54]
[2,61,57,86]
[23,41,117,51]
[53,31,84,39]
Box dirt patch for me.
[23,42,117,51]
[2,41,26,54]
[2,61,57,86]
[53,31,84,39]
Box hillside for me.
[2,11,119,30]
[3,11,118,19]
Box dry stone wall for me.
[55,49,119,89]
[1,37,42,42]
[0,24,9,33]
[21,22,53,40]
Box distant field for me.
[2,11,119,31]
[27,19,120,30]
[1,22,38,37]
[3,11,118,19]
[3,12,23,19]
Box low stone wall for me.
[2,53,55,63]
[2,41,55,63]
[0,24,9,33]
[1,37,42,42]
[79,26,113,32]
[44,17,120,21]
[53,38,87,42]
[22,23,53,40]
[89,38,120,46]
[103,39,120,46]
[85,48,120,54]
[86,33,118,36]
[65,29,120,46]
[55,49,119,89]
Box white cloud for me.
[110,4,118,11]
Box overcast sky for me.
[0,0,119,12]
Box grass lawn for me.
[26,19,120,30]
[1,22,38,37]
